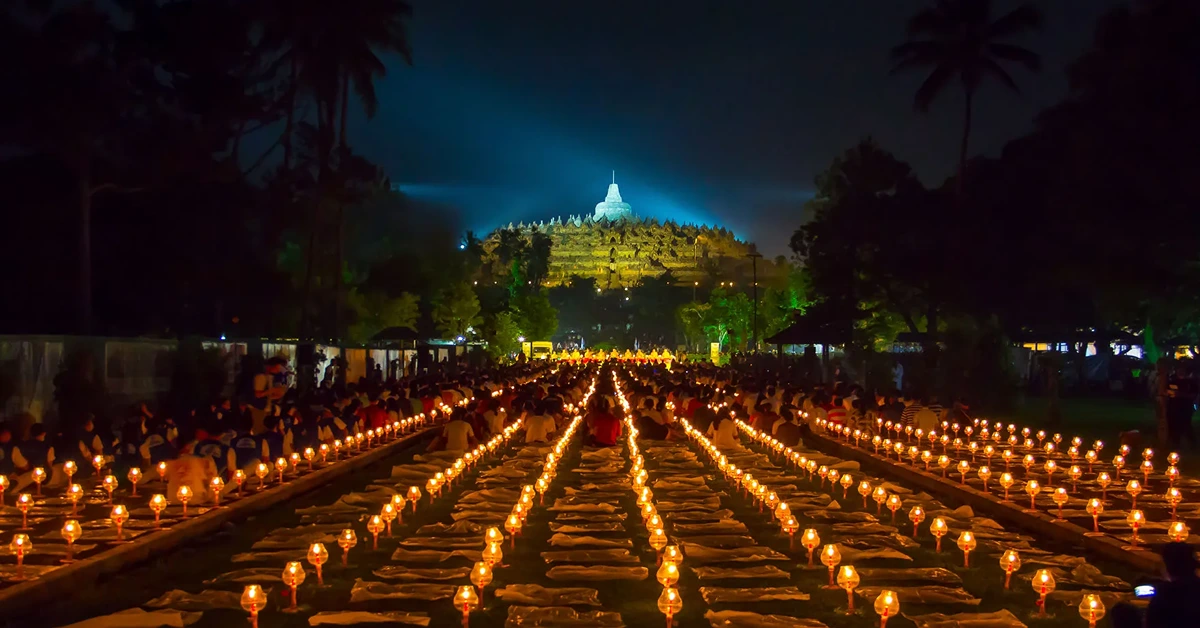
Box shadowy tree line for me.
[792,0,1200,405]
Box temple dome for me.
[593,172,634,221]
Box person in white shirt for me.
[524,402,557,443]
[440,409,477,452]
[706,408,740,449]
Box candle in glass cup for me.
[874,590,900,628]
[1000,549,1021,588]
[1126,509,1144,547]
[60,519,81,563]
[908,505,925,538]
[31,467,45,495]
[1032,569,1056,616]
[1086,498,1104,534]
[240,585,264,628]
[802,529,820,565]
[9,534,31,581]
[956,531,976,567]
[102,474,118,503]
[16,493,32,530]
[837,565,860,611]
[337,528,357,566]
[656,586,682,628]
[150,494,167,527]
[111,504,129,542]
[281,561,306,611]
[366,515,384,550]
[1127,479,1142,509]
[307,542,329,585]
[177,485,192,517]
[820,544,841,587]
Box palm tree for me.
[891,0,1042,193]
[260,0,412,339]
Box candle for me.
[66,483,83,515]
[930,517,948,552]
[307,542,328,585]
[874,590,900,628]
[10,534,31,581]
[16,493,32,530]
[111,504,129,542]
[381,503,398,536]
[32,467,45,494]
[656,560,680,587]
[837,565,860,611]
[1025,480,1041,511]
[1052,487,1070,520]
[1078,594,1106,628]
[337,528,358,566]
[1127,479,1142,509]
[956,531,976,567]
[102,474,118,503]
[210,476,225,507]
[177,485,192,517]
[908,505,925,538]
[1126,509,1144,547]
[1032,569,1056,616]
[1085,498,1104,534]
[282,561,306,611]
[255,463,269,489]
[61,519,81,563]
[802,529,821,565]
[149,494,167,527]
[820,544,841,587]
[657,586,683,628]
[240,585,264,628]
[367,515,384,550]
[1168,521,1190,543]
[1000,549,1020,588]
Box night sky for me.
[349,0,1124,255]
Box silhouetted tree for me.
[891,0,1042,194]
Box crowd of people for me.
[0,358,570,504]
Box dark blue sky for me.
[348,0,1124,255]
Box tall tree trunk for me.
[338,72,349,151]
[299,220,316,338]
[78,156,92,334]
[333,204,345,342]
[957,86,973,198]
[333,70,349,341]
[282,57,297,170]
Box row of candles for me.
[240,405,532,624]
[847,415,1183,492]
[679,418,900,625]
[617,375,687,628]
[5,401,465,583]
[455,379,593,624]
[813,417,1192,548]
[729,416,1109,627]
[243,375,585,625]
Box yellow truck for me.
[521,341,553,360]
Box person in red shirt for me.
[363,397,388,430]
[586,398,622,447]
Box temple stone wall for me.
[482,217,759,288]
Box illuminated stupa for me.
[592,171,634,222]
[482,171,762,287]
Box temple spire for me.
[612,170,615,185]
